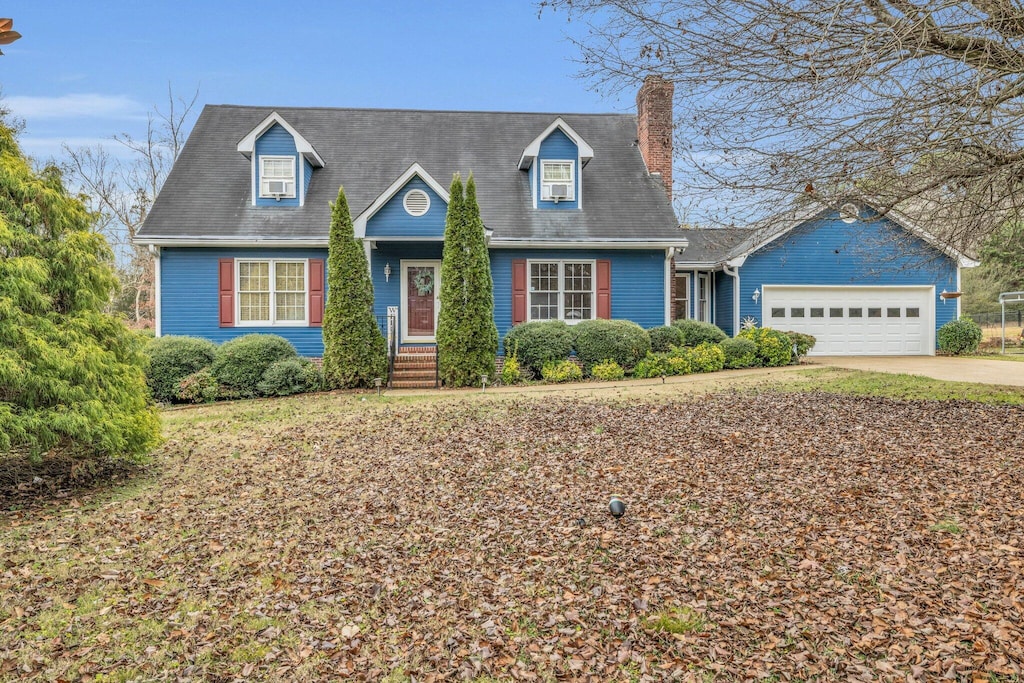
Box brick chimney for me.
[636,74,674,197]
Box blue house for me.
[138,76,977,382]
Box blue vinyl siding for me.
[736,212,959,338]
[369,242,445,322]
[714,271,734,335]
[160,247,327,356]
[303,158,313,198]
[491,249,665,343]
[366,178,447,238]
[255,124,300,207]
[536,129,579,210]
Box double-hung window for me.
[540,160,575,201]
[529,260,594,322]
[237,259,307,325]
[259,156,296,198]
[673,275,690,320]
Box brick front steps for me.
[391,346,438,389]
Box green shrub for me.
[541,360,583,383]
[257,358,323,397]
[721,337,759,369]
[176,368,220,404]
[647,325,686,352]
[590,360,625,381]
[937,317,983,355]
[145,335,218,403]
[738,327,792,367]
[500,354,522,385]
[784,331,817,357]
[664,352,693,375]
[686,342,726,372]
[571,319,651,372]
[672,319,728,346]
[503,321,574,374]
[211,334,299,397]
[632,352,668,378]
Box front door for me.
[401,260,441,342]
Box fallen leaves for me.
[1,390,1022,681]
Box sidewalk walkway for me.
[808,356,1024,387]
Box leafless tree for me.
[541,0,1024,249]
[64,85,198,325]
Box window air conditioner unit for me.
[549,183,569,201]
[267,180,288,197]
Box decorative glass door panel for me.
[401,261,440,341]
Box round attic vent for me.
[403,189,430,217]
[839,202,860,224]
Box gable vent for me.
[403,189,430,217]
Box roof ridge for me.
[204,103,635,118]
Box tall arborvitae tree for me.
[0,123,161,462]
[437,173,498,386]
[321,187,387,388]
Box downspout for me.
[721,257,744,337]
[148,244,161,337]
[664,246,676,325]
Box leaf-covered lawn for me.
[2,385,1023,681]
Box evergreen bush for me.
[321,186,388,388]
[571,319,651,372]
[632,353,668,378]
[176,368,220,404]
[738,327,792,367]
[501,351,523,385]
[503,321,574,375]
[686,342,726,372]
[437,174,499,387]
[591,360,625,381]
[647,325,686,352]
[541,360,584,383]
[937,317,983,355]
[721,337,759,369]
[672,319,728,346]
[257,358,319,397]
[0,124,160,461]
[784,331,817,358]
[210,334,298,397]
[145,335,217,403]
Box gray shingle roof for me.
[138,105,686,244]
[675,228,750,264]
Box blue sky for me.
[2,1,623,162]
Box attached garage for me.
[761,285,935,356]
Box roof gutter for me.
[135,237,328,247]
[489,238,689,250]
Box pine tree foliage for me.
[437,174,498,386]
[321,186,387,389]
[0,124,161,461]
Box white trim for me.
[525,259,598,324]
[956,266,962,319]
[149,244,161,337]
[353,163,451,239]
[490,238,689,250]
[400,259,442,343]
[142,238,328,247]
[298,158,305,207]
[250,155,257,207]
[234,258,309,327]
[664,247,674,325]
[140,237,690,249]
[697,272,711,322]
[236,111,325,167]
[721,262,740,335]
[518,117,595,170]
[539,159,576,202]
[258,155,297,199]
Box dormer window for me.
[541,160,574,202]
[260,156,296,199]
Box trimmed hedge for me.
[176,368,220,404]
[738,327,792,367]
[145,335,218,403]
[647,325,686,352]
[687,342,726,373]
[938,317,982,355]
[591,360,625,381]
[571,319,651,372]
[541,360,583,383]
[721,337,758,369]
[210,334,299,397]
[257,358,323,397]
[672,319,728,346]
[633,352,668,379]
[503,321,574,375]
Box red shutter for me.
[308,258,324,327]
[596,259,611,319]
[512,259,527,325]
[218,259,234,327]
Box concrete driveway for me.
[808,356,1024,387]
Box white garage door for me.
[762,286,935,356]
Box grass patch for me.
[646,607,708,635]
[774,368,1024,405]
[929,519,963,534]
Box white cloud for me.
[5,93,145,120]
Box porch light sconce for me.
[384,262,392,283]
[752,288,761,303]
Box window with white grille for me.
[529,260,594,322]
[237,259,307,325]
[540,160,575,201]
[259,156,296,198]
